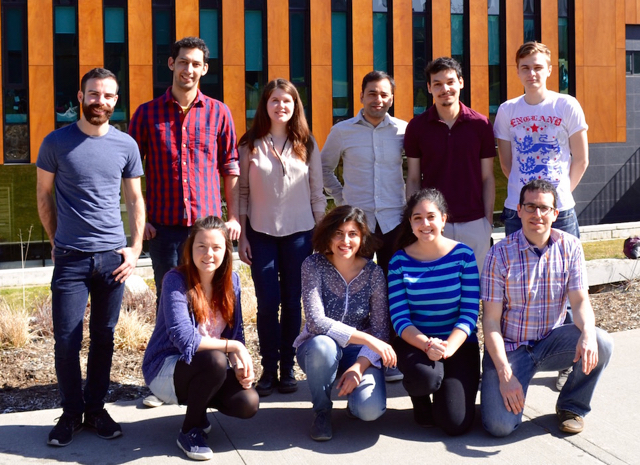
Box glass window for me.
[523,0,540,42]
[104,0,129,129]
[153,0,175,98]
[332,0,351,123]
[451,0,469,105]
[412,0,431,115]
[289,0,311,124]
[558,0,573,94]
[245,0,266,128]
[488,0,504,118]
[2,1,29,163]
[199,0,222,100]
[54,3,79,129]
[373,0,389,73]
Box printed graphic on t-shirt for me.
[511,115,567,187]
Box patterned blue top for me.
[388,243,480,341]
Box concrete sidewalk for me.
[0,329,637,465]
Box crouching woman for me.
[294,206,397,441]
[142,216,259,461]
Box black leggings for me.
[174,349,259,433]
[394,337,480,436]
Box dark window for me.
[289,0,311,125]
[373,0,393,74]
[245,0,267,128]
[54,1,79,129]
[558,0,575,95]
[2,0,29,163]
[331,0,352,124]
[104,0,129,129]
[488,0,506,118]
[199,0,222,100]
[523,0,540,42]
[451,0,470,105]
[412,0,431,115]
[626,52,640,75]
[152,0,175,98]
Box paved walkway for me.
[0,329,637,465]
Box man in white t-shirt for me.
[494,41,588,239]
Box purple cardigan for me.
[142,269,245,385]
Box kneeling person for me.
[480,180,613,437]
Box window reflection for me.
[412,0,431,115]
[289,0,311,124]
[331,0,350,123]
[153,0,175,98]
[200,0,222,100]
[54,2,79,129]
[104,2,129,128]
[245,0,266,128]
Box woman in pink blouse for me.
[238,78,326,397]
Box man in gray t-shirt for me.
[36,68,145,447]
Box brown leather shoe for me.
[557,409,584,433]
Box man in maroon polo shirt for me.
[405,57,496,272]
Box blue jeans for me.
[502,207,580,239]
[51,248,125,416]
[481,324,614,437]
[297,335,386,421]
[148,224,190,303]
[246,220,313,372]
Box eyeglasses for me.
[521,203,555,215]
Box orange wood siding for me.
[626,0,640,23]
[222,0,246,136]
[431,0,451,59]
[352,0,373,113]
[128,0,153,116]
[175,0,199,40]
[469,0,489,117]
[392,0,413,122]
[28,0,54,162]
[310,0,332,147]
[505,0,523,99]
[267,0,289,81]
[540,0,559,92]
[78,0,104,77]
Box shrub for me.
[0,297,31,348]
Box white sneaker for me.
[143,394,164,408]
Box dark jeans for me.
[174,350,259,433]
[373,222,402,278]
[394,337,480,436]
[148,224,190,303]
[51,248,125,416]
[246,220,313,373]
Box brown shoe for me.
[557,409,584,433]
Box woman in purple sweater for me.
[142,216,258,461]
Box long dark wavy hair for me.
[178,216,235,326]
[395,189,449,252]
[238,78,314,163]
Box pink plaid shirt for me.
[480,229,587,351]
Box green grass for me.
[582,239,626,260]
[0,285,49,309]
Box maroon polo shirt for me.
[404,102,496,223]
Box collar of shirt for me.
[162,87,205,109]
[426,101,473,126]
[353,109,394,129]
[516,228,560,255]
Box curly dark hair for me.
[312,205,381,258]
[171,36,210,63]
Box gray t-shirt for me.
[37,123,144,252]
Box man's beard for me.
[82,102,114,126]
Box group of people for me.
[36,35,613,462]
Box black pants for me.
[174,350,259,433]
[373,222,402,278]
[394,337,480,436]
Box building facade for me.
[0,0,635,267]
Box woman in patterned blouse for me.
[294,205,397,441]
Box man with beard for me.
[128,36,240,305]
[37,68,145,447]
[405,57,496,273]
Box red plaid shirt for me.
[129,88,240,226]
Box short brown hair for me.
[515,41,551,66]
[312,205,381,258]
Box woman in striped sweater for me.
[388,188,480,436]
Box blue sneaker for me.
[177,427,214,461]
[384,366,404,382]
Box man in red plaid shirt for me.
[129,37,240,305]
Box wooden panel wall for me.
[431,0,451,58]
[310,0,332,147]
[222,0,246,136]
[505,0,523,99]
[392,0,413,122]
[128,0,153,117]
[352,0,373,112]
[176,0,199,39]
[469,0,488,117]
[267,0,289,81]
[575,0,623,143]
[626,0,640,23]
[78,0,104,81]
[28,0,54,163]
[540,0,559,92]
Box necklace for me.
[268,134,288,176]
